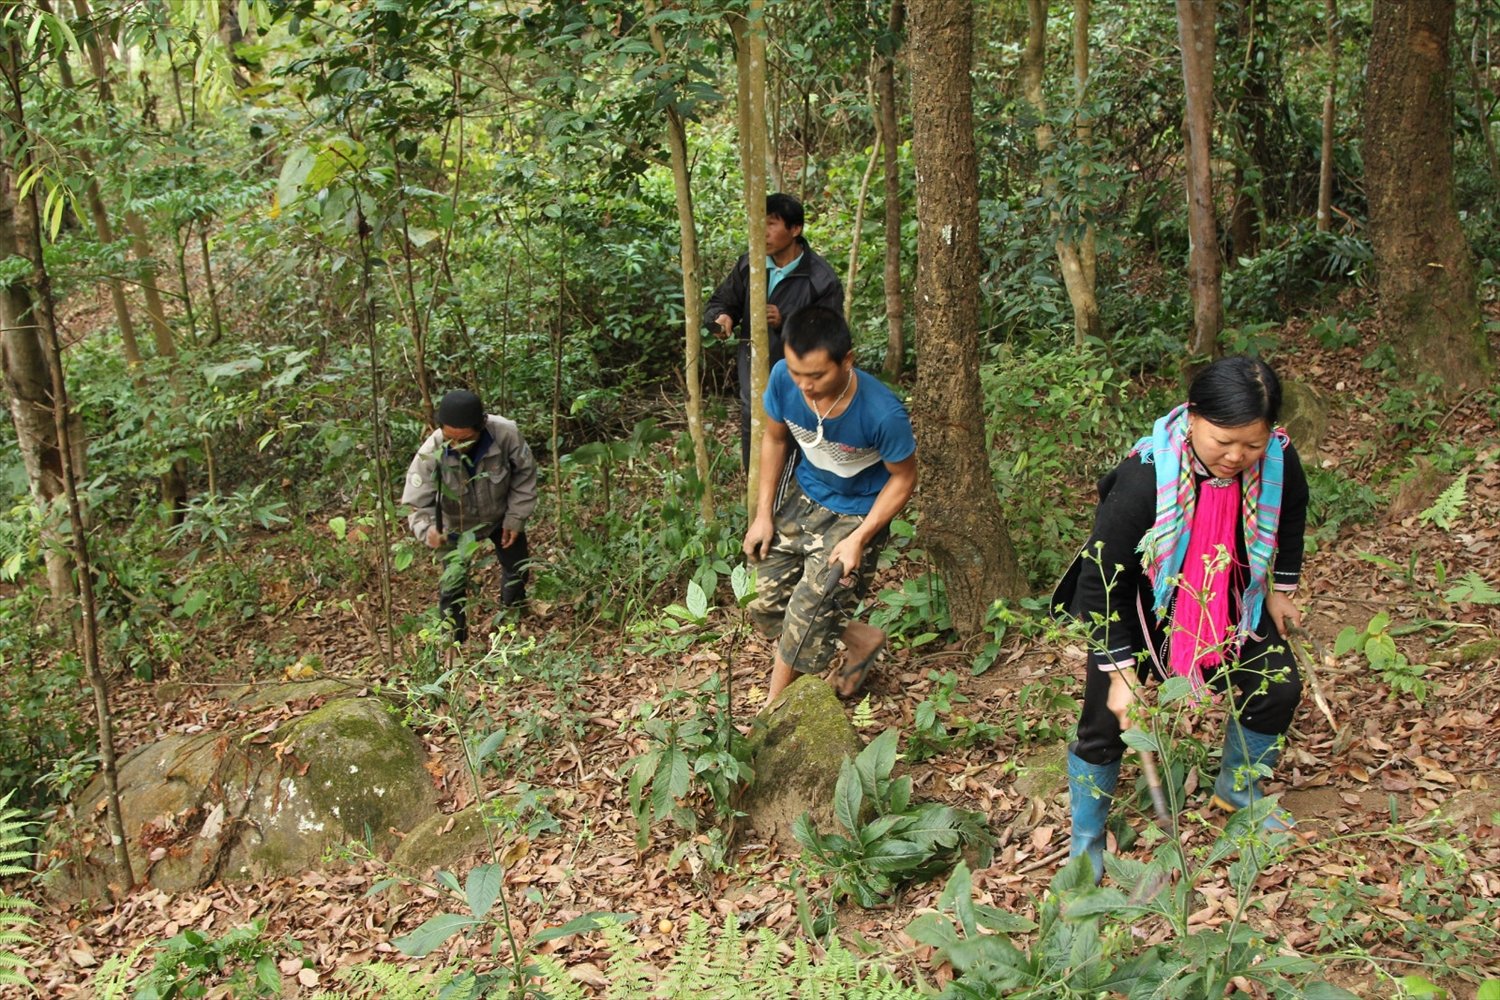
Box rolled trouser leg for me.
[1068,743,1121,884]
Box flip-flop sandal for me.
[833,641,885,699]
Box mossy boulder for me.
[230,677,362,710]
[42,695,438,902]
[741,676,861,849]
[391,804,493,878]
[1280,379,1328,460]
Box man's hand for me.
[424,527,445,549]
[743,516,775,562]
[1106,670,1136,732]
[826,536,863,587]
[765,304,782,330]
[713,314,733,340]
[500,528,518,549]
[1264,591,1302,635]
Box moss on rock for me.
[742,676,861,849]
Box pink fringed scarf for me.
[1167,476,1243,679]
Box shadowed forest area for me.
[0,0,1498,997]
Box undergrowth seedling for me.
[793,729,992,908]
[1335,613,1430,704]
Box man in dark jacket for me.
[704,192,844,469]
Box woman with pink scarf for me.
[1054,356,1308,883]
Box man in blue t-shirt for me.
[742,306,917,707]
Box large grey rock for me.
[740,676,862,849]
[391,804,492,878]
[43,695,437,902]
[1280,379,1328,460]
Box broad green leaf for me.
[685,579,708,621]
[833,756,862,834]
[529,911,635,946]
[393,912,480,957]
[465,863,502,918]
[276,145,318,207]
[1121,728,1161,754]
[328,516,347,540]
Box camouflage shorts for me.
[747,485,887,674]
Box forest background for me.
[0,0,1498,997]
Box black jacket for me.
[1053,443,1308,670]
[703,236,843,354]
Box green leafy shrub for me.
[1335,613,1430,704]
[794,729,993,907]
[0,791,36,993]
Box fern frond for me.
[333,960,456,999]
[659,912,716,996]
[1419,473,1467,530]
[601,919,653,1000]
[0,791,36,995]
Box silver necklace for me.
[810,372,854,446]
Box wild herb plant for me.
[906,670,1004,763]
[1335,613,1431,704]
[793,729,993,908]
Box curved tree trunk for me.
[645,0,713,523]
[908,0,1026,635]
[1021,0,1099,349]
[1177,0,1222,362]
[1365,0,1490,387]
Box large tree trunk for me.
[0,163,72,602]
[878,0,906,378]
[731,4,770,514]
[1365,0,1490,386]
[908,0,1026,635]
[1021,0,1099,349]
[3,32,134,893]
[1177,0,1222,361]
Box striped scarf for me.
[1132,404,1287,662]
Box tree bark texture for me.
[1317,0,1337,232]
[1021,0,1099,349]
[0,163,72,602]
[1176,0,1222,361]
[1365,0,1490,386]
[908,0,1026,635]
[731,5,770,514]
[879,0,906,378]
[645,0,713,522]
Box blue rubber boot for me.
[1067,745,1121,884]
[1212,720,1295,832]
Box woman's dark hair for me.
[766,192,805,230]
[784,305,851,362]
[1187,356,1282,427]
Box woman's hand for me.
[1106,669,1137,731]
[1265,591,1302,634]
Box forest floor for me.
[12,319,1500,998]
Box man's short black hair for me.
[766,192,804,230]
[784,305,851,363]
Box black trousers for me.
[1072,608,1303,767]
[438,528,529,644]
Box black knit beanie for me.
[436,390,485,429]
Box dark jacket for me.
[703,235,844,354]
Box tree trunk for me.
[908,0,1026,635]
[843,122,880,327]
[0,164,72,602]
[1073,0,1097,293]
[644,0,713,523]
[731,5,770,515]
[1365,0,1490,386]
[1317,0,1337,232]
[1021,0,1099,349]
[879,0,906,378]
[1177,0,1222,361]
[2,33,134,893]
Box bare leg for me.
[834,621,886,697]
[766,653,796,708]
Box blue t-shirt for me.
[763,361,916,516]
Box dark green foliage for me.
[794,729,993,907]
